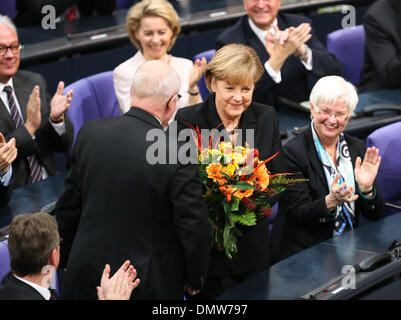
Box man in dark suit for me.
[0,212,140,300]
[0,212,60,300]
[55,60,211,300]
[359,0,401,92]
[0,132,17,205]
[215,0,342,110]
[0,15,74,191]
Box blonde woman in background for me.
[114,0,206,116]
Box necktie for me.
[3,86,42,183]
[265,31,275,56]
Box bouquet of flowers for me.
[197,140,305,260]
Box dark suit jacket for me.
[359,0,401,92]
[55,107,211,300]
[0,71,74,189]
[0,272,45,300]
[215,13,342,109]
[272,126,385,262]
[175,94,288,277]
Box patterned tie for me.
[3,86,42,183]
[265,31,275,56]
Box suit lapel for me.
[242,16,270,61]
[0,96,15,132]
[304,126,329,191]
[12,73,30,121]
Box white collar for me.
[0,78,14,93]
[248,17,278,45]
[13,273,51,300]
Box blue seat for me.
[367,121,401,216]
[326,25,365,86]
[0,0,17,19]
[193,49,216,100]
[0,239,59,294]
[116,0,134,9]
[64,71,120,149]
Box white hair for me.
[132,64,181,102]
[0,15,17,33]
[309,76,359,113]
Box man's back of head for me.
[8,212,59,278]
[131,60,181,127]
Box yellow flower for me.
[222,164,236,177]
[209,149,222,163]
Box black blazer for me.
[175,94,288,277]
[272,126,384,262]
[0,272,45,300]
[215,13,343,109]
[0,71,74,189]
[359,0,401,92]
[55,107,211,300]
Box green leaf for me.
[231,211,257,226]
[223,223,237,260]
[233,181,256,190]
[231,197,240,212]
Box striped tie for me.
[3,86,42,183]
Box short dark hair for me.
[8,212,59,277]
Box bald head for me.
[132,60,180,101]
[131,60,181,126]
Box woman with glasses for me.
[272,75,385,263]
[113,0,206,119]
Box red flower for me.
[240,197,256,211]
[260,206,273,217]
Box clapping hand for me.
[189,57,207,88]
[24,85,41,136]
[97,260,140,300]
[326,173,359,210]
[0,133,17,173]
[354,147,381,194]
[50,81,73,123]
[271,23,312,58]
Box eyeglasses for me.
[0,43,23,56]
[167,93,181,105]
[312,104,349,120]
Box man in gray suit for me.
[0,15,74,191]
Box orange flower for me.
[206,163,223,182]
[233,187,254,199]
[252,165,270,191]
[219,185,237,202]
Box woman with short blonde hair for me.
[114,0,206,115]
[204,44,264,91]
[175,43,287,299]
[125,0,180,52]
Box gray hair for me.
[0,15,17,33]
[132,64,181,102]
[309,76,359,113]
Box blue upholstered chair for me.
[326,25,366,86]
[64,71,120,148]
[116,0,134,9]
[0,0,17,19]
[193,49,216,100]
[367,121,401,216]
[0,239,59,294]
